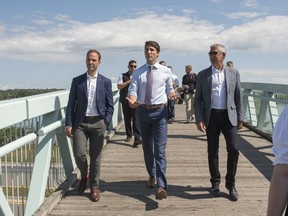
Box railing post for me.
[25,112,58,216]
[56,109,76,177]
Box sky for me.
[0,0,287,89]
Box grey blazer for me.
[194,66,243,127]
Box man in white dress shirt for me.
[127,41,175,199]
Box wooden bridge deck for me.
[46,104,274,216]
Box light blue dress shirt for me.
[128,62,174,105]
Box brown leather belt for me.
[211,109,227,113]
[140,104,166,109]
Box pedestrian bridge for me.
[0,82,288,216]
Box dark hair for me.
[159,60,166,65]
[129,60,136,65]
[145,41,160,53]
[86,49,101,61]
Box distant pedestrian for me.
[159,60,166,66]
[226,61,233,68]
[159,61,179,123]
[182,65,197,123]
[167,65,179,123]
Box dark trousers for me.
[167,99,175,120]
[73,117,106,188]
[121,102,141,141]
[206,109,239,189]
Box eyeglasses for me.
[208,51,222,56]
[129,65,137,68]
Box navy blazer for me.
[194,66,243,127]
[65,72,114,131]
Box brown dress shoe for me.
[155,187,167,199]
[78,177,87,195]
[146,176,156,188]
[90,187,100,202]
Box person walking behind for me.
[117,60,142,148]
[182,65,197,123]
[194,44,243,201]
[167,66,179,124]
[65,49,114,202]
[226,61,234,68]
[127,40,175,199]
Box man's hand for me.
[167,91,176,100]
[183,84,189,90]
[65,127,73,138]
[126,97,139,108]
[197,121,206,133]
[237,121,243,130]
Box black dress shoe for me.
[132,140,142,148]
[210,185,221,197]
[78,177,87,194]
[125,136,132,142]
[227,187,239,201]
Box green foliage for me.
[0,88,64,101]
[275,93,288,101]
[2,186,56,197]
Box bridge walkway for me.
[47,104,273,216]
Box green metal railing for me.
[0,84,122,216]
[242,82,288,138]
[0,82,288,216]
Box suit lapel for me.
[96,73,102,101]
[206,66,212,94]
[225,68,230,95]
[80,73,88,99]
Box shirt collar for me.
[145,62,161,69]
[212,65,224,74]
[87,72,98,80]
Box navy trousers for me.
[136,106,168,189]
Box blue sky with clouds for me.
[0,0,287,89]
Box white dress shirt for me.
[272,105,288,165]
[86,73,100,116]
[128,62,174,105]
[211,65,227,109]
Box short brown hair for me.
[86,49,101,61]
[185,65,192,70]
[145,41,160,53]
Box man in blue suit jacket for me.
[194,44,243,201]
[65,49,114,202]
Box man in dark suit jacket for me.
[65,49,114,202]
[117,60,141,147]
[194,44,243,201]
